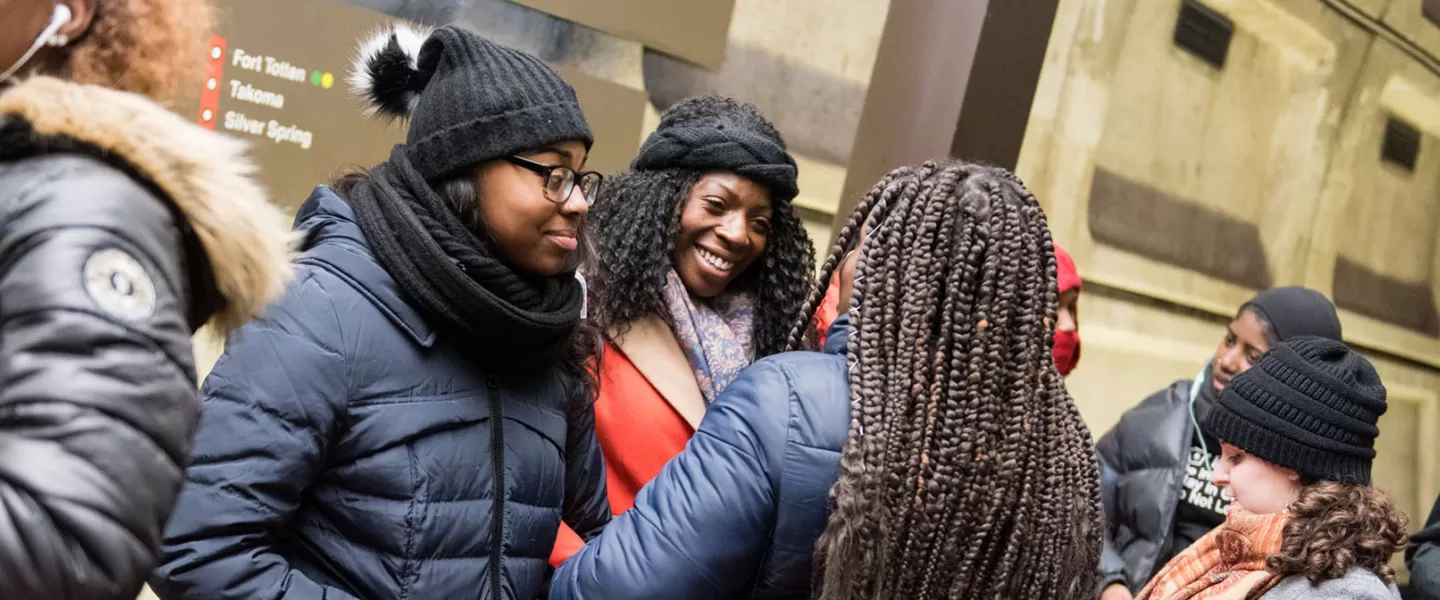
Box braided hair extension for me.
[805,162,1103,599]
[586,98,815,358]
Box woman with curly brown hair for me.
[0,1,291,598]
[1137,336,1407,600]
[551,161,1102,599]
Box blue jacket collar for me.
[294,186,437,347]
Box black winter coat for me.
[151,187,611,600]
[1097,378,1209,592]
[1408,493,1440,599]
[0,77,290,600]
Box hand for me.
[1101,583,1135,600]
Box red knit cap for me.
[1055,244,1081,294]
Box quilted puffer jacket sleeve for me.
[150,273,359,600]
[1407,493,1440,599]
[1096,421,1130,592]
[550,360,791,600]
[563,403,611,540]
[0,159,202,600]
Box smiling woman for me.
[548,95,815,565]
[150,25,612,600]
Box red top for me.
[813,275,843,344]
[549,339,696,565]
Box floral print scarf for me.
[661,270,755,403]
[1137,508,1290,600]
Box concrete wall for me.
[1017,0,1440,577]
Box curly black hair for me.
[806,161,1103,599]
[587,96,815,358]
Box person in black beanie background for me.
[151,24,610,600]
[549,96,814,564]
[1098,287,1346,599]
[1137,336,1406,599]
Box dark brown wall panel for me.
[510,0,735,70]
[1087,168,1273,290]
[1333,256,1440,336]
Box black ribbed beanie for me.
[1204,336,1387,485]
[351,25,593,180]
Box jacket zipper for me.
[489,376,506,600]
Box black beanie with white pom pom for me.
[350,24,593,180]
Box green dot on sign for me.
[311,71,322,85]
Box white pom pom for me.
[348,23,433,119]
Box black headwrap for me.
[631,126,799,200]
[1242,286,1342,343]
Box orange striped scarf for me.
[1136,508,1289,600]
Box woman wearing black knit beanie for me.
[1098,287,1346,600]
[549,96,814,563]
[152,24,609,600]
[1137,336,1406,599]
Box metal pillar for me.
[831,0,1060,242]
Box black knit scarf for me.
[346,147,582,368]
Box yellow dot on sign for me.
[211,47,222,60]
[321,72,334,89]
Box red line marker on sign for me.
[198,35,227,130]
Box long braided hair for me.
[798,161,1103,599]
[588,97,814,357]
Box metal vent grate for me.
[1382,117,1421,172]
[1173,0,1233,69]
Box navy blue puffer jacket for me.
[550,316,854,599]
[151,187,610,600]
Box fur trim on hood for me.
[0,76,293,333]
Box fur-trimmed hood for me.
[0,76,292,333]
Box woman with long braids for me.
[152,25,609,600]
[1136,336,1405,599]
[549,96,814,563]
[551,161,1102,599]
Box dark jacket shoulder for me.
[0,77,289,600]
[552,317,852,600]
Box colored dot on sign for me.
[321,73,335,89]
[211,47,222,60]
[202,109,213,121]
[207,78,217,90]
[311,71,321,86]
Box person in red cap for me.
[1054,244,1082,376]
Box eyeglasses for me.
[506,155,603,206]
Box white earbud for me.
[0,4,74,81]
[575,272,588,320]
[46,5,74,47]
